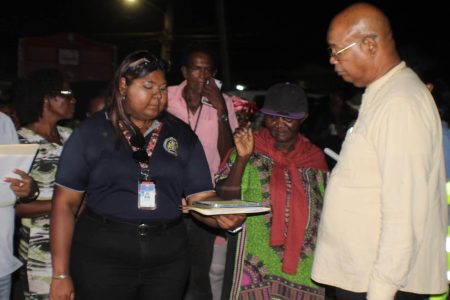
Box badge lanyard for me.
[120,121,163,210]
[186,103,203,133]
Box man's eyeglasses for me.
[130,133,149,164]
[328,34,378,60]
[59,90,75,100]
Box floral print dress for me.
[217,150,327,300]
[17,126,72,300]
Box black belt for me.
[84,207,183,237]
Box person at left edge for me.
[1,112,39,300]
[49,50,246,300]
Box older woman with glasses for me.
[49,50,245,300]
[13,68,76,300]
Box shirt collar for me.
[366,61,406,94]
[361,61,407,111]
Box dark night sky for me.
[0,0,448,91]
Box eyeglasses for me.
[328,34,378,60]
[59,90,75,100]
[130,133,149,164]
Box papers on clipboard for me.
[0,144,39,207]
[192,200,263,208]
[184,200,270,216]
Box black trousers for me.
[183,215,217,300]
[70,211,189,300]
[335,287,427,300]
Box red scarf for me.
[254,128,328,274]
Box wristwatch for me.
[220,112,229,123]
[227,226,243,234]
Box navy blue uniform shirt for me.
[56,112,213,220]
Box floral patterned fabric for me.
[217,150,327,300]
[17,126,72,300]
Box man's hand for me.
[202,78,226,112]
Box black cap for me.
[261,82,308,119]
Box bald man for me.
[312,3,448,300]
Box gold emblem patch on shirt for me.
[163,137,178,156]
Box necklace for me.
[186,103,203,133]
[184,91,203,133]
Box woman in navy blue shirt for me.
[49,50,245,300]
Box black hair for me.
[14,68,65,126]
[106,50,169,143]
[180,42,217,69]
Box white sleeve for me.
[0,112,18,144]
[0,112,19,207]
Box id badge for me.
[138,180,157,210]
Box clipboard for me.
[192,200,263,208]
[0,144,39,207]
[0,144,39,177]
[183,205,270,216]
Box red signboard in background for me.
[18,33,116,81]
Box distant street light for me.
[236,84,245,91]
[117,0,228,73]
[121,0,173,61]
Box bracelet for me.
[16,189,40,204]
[52,274,70,280]
[28,189,40,201]
[227,226,243,234]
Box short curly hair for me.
[14,68,65,126]
[181,42,217,70]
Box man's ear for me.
[364,35,377,56]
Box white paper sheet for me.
[183,205,270,216]
[0,144,39,207]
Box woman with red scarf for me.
[216,83,329,300]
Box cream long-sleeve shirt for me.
[312,62,448,299]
